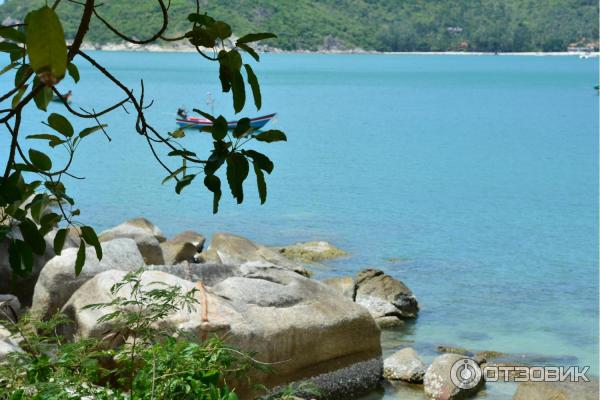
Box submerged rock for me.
[383,347,426,383]
[31,238,144,319]
[202,233,311,276]
[513,380,599,400]
[436,345,472,356]
[423,354,484,400]
[98,218,165,265]
[61,266,382,397]
[273,241,348,263]
[355,269,419,323]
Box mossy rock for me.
[274,241,348,263]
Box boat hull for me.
[176,113,276,130]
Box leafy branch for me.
[0,0,283,278]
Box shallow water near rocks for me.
[2,52,597,399]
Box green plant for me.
[0,1,284,279]
[0,269,268,400]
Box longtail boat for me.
[176,113,276,130]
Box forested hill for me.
[0,0,597,52]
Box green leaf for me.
[18,218,46,255]
[0,62,18,77]
[168,149,197,157]
[48,113,74,137]
[242,150,273,173]
[33,79,53,111]
[170,129,185,138]
[67,62,79,83]
[0,27,25,43]
[28,149,52,171]
[210,116,228,141]
[74,240,85,276]
[254,130,287,143]
[210,21,232,39]
[232,118,251,138]
[0,42,22,54]
[254,163,267,204]
[227,392,239,400]
[244,64,261,110]
[236,32,277,45]
[79,124,107,138]
[161,166,186,184]
[237,43,259,61]
[219,63,232,92]
[187,13,215,25]
[175,174,195,194]
[223,49,242,70]
[231,69,246,113]
[205,154,226,176]
[81,226,102,261]
[9,240,33,277]
[53,228,67,255]
[26,133,64,147]
[28,194,46,222]
[25,6,68,84]
[14,64,31,88]
[11,85,27,109]
[39,212,60,236]
[192,109,215,121]
[204,174,222,214]
[226,153,249,204]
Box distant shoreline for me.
[81,43,599,57]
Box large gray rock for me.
[355,269,419,326]
[99,218,166,242]
[513,380,599,400]
[0,326,22,361]
[273,241,347,263]
[148,263,240,287]
[202,233,310,277]
[160,240,197,265]
[170,230,205,251]
[0,295,20,322]
[31,238,144,319]
[99,218,165,265]
[383,347,426,383]
[424,354,484,400]
[62,265,382,396]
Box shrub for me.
[0,269,272,400]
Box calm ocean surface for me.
[6,52,599,398]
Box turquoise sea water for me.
[4,52,598,398]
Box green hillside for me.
[0,0,597,52]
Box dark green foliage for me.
[0,0,597,51]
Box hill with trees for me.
[0,0,598,52]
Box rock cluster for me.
[1,217,385,398]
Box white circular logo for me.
[450,358,482,389]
